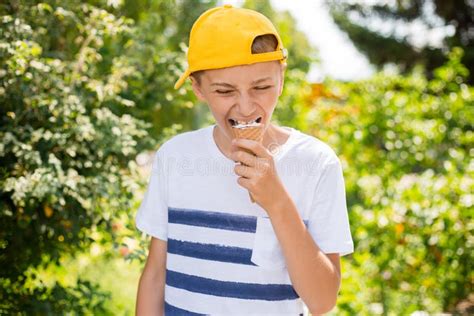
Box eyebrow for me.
[252,77,272,84]
[210,77,273,88]
[210,82,235,88]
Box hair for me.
[190,34,279,85]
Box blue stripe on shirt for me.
[164,301,206,315]
[168,238,256,266]
[166,269,299,301]
[168,207,257,233]
[165,301,303,315]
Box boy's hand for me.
[230,138,288,211]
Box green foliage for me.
[0,1,151,312]
[21,249,143,315]
[4,279,112,315]
[310,48,473,315]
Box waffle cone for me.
[231,124,264,203]
[231,125,264,142]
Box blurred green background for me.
[0,0,472,315]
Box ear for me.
[278,63,286,96]
[190,76,207,102]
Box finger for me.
[232,138,271,158]
[231,149,257,167]
[234,163,254,178]
[237,176,252,190]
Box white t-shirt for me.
[135,124,354,315]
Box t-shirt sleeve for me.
[135,146,168,241]
[307,158,354,256]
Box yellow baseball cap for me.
[174,4,288,89]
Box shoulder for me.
[157,125,211,156]
[289,128,341,167]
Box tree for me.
[328,0,474,82]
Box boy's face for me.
[190,61,284,142]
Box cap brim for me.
[174,69,191,89]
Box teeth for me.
[229,117,261,126]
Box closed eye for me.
[254,86,272,90]
[216,90,234,94]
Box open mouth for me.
[228,117,262,127]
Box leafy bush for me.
[309,48,473,315]
[0,2,151,312]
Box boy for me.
[135,4,354,315]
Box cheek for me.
[208,98,234,118]
[259,92,279,112]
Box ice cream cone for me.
[231,125,264,142]
[231,123,265,203]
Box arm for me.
[136,237,167,316]
[230,139,344,314]
[267,194,341,315]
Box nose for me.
[235,92,257,117]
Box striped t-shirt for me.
[136,124,354,315]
